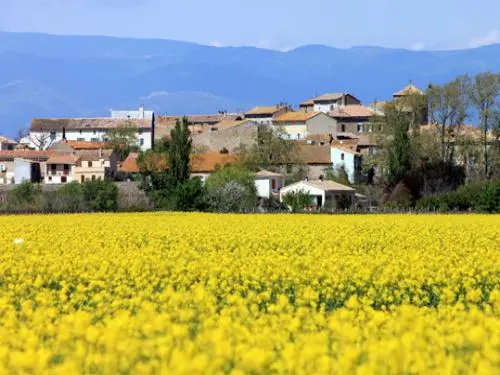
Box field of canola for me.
[0,213,499,374]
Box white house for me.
[280,179,355,208]
[255,170,285,199]
[111,106,154,120]
[299,93,361,113]
[244,106,289,125]
[27,118,153,151]
[330,141,362,184]
[273,112,337,140]
[45,154,80,184]
[0,136,17,151]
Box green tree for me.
[242,127,297,170]
[205,164,257,211]
[106,121,140,160]
[168,117,191,183]
[281,189,312,212]
[82,180,118,211]
[385,103,412,186]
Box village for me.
[0,80,497,211]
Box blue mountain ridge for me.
[0,31,499,137]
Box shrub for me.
[82,180,118,212]
[6,182,43,211]
[386,182,412,209]
[281,189,312,212]
[474,180,500,213]
[52,182,86,212]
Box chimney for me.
[139,105,145,119]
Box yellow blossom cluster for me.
[0,213,499,374]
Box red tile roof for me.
[0,150,52,161]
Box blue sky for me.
[1,0,499,50]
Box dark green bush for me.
[82,180,118,211]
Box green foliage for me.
[82,180,118,211]
[336,193,352,211]
[242,127,297,169]
[6,182,43,211]
[475,180,500,213]
[168,117,191,183]
[205,165,257,211]
[53,182,85,211]
[325,168,351,187]
[106,121,140,160]
[149,177,206,212]
[281,189,312,212]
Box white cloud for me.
[409,42,426,51]
[208,40,225,48]
[469,29,500,48]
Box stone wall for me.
[191,122,258,153]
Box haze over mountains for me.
[1,31,499,137]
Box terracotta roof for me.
[273,111,321,123]
[191,152,239,173]
[307,133,333,143]
[331,142,361,156]
[120,152,139,173]
[297,144,331,164]
[329,105,376,118]
[212,119,251,131]
[0,135,17,144]
[305,180,355,192]
[256,170,284,178]
[65,140,106,150]
[76,149,113,162]
[357,134,377,146]
[299,99,315,107]
[245,106,284,116]
[31,118,151,131]
[394,84,425,97]
[46,154,80,165]
[284,179,354,193]
[0,150,52,161]
[119,151,239,174]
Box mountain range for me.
[1,31,499,137]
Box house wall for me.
[277,124,308,140]
[314,101,341,113]
[331,148,360,183]
[29,129,152,151]
[45,164,76,184]
[333,119,373,135]
[307,114,337,136]
[191,173,211,183]
[255,176,284,199]
[280,181,326,207]
[191,122,258,153]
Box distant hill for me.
[1,31,499,137]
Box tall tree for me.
[387,104,412,186]
[427,75,470,162]
[469,72,500,178]
[168,117,192,183]
[106,121,139,160]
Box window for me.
[51,164,56,171]
[88,161,93,167]
[297,133,301,139]
[271,179,276,190]
[50,131,56,140]
[79,130,82,134]
[81,175,85,183]
[341,153,345,161]
[140,138,144,146]
[93,130,97,135]
[357,123,364,133]
[63,164,69,170]
[61,176,67,183]
[340,124,346,133]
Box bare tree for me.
[427,75,470,162]
[30,130,56,150]
[469,72,500,178]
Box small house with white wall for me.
[331,141,362,184]
[244,106,289,125]
[45,154,80,184]
[299,93,361,113]
[280,179,355,209]
[255,170,284,199]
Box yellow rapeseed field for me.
[0,213,499,374]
